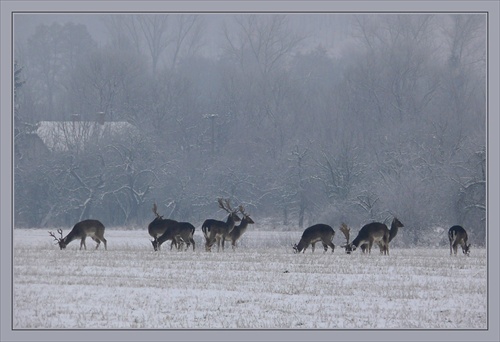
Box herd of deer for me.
[48,199,472,256]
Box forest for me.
[13,13,487,246]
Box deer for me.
[48,219,107,250]
[202,198,241,252]
[148,203,183,251]
[448,225,470,256]
[293,224,335,253]
[347,217,404,255]
[222,205,255,251]
[152,221,196,252]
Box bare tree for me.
[105,14,203,73]
[23,22,96,120]
[136,15,170,73]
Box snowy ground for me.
[13,228,487,330]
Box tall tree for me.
[24,22,95,120]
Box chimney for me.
[96,112,105,125]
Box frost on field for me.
[13,229,487,329]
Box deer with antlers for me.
[222,205,255,251]
[149,203,192,251]
[148,203,182,251]
[202,198,241,252]
[48,219,107,250]
[152,221,196,252]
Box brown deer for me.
[347,217,404,255]
[152,221,196,252]
[48,219,107,250]
[448,225,470,256]
[222,205,254,251]
[293,224,335,253]
[203,198,241,252]
[149,203,182,251]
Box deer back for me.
[174,222,196,240]
[448,225,467,243]
[67,219,105,241]
[201,219,219,239]
[351,222,388,247]
[295,224,335,251]
[207,215,240,237]
[148,217,178,239]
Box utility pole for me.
[203,113,218,155]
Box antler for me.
[152,202,163,219]
[239,204,252,218]
[238,204,246,216]
[48,230,62,244]
[340,223,354,254]
[340,223,350,244]
[225,199,235,212]
[218,198,233,213]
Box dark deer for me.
[223,205,254,251]
[149,203,182,251]
[448,225,470,256]
[152,221,196,252]
[48,219,107,250]
[203,198,241,252]
[339,223,353,254]
[348,217,404,255]
[293,224,335,253]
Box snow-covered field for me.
[13,228,487,330]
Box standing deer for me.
[223,205,254,251]
[203,198,241,252]
[149,203,182,251]
[293,224,335,253]
[347,217,404,255]
[152,221,196,252]
[48,219,107,250]
[448,225,470,256]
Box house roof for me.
[36,120,138,151]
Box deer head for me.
[463,243,471,256]
[238,205,255,224]
[48,229,65,250]
[340,223,353,254]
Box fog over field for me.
[13,12,486,247]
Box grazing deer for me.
[222,205,254,251]
[339,223,353,254]
[149,203,183,250]
[448,225,470,256]
[203,198,241,252]
[293,224,335,253]
[152,221,196,252]
[348,217,404,255]
[48,219,107,250]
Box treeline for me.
[14,14,486,246]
